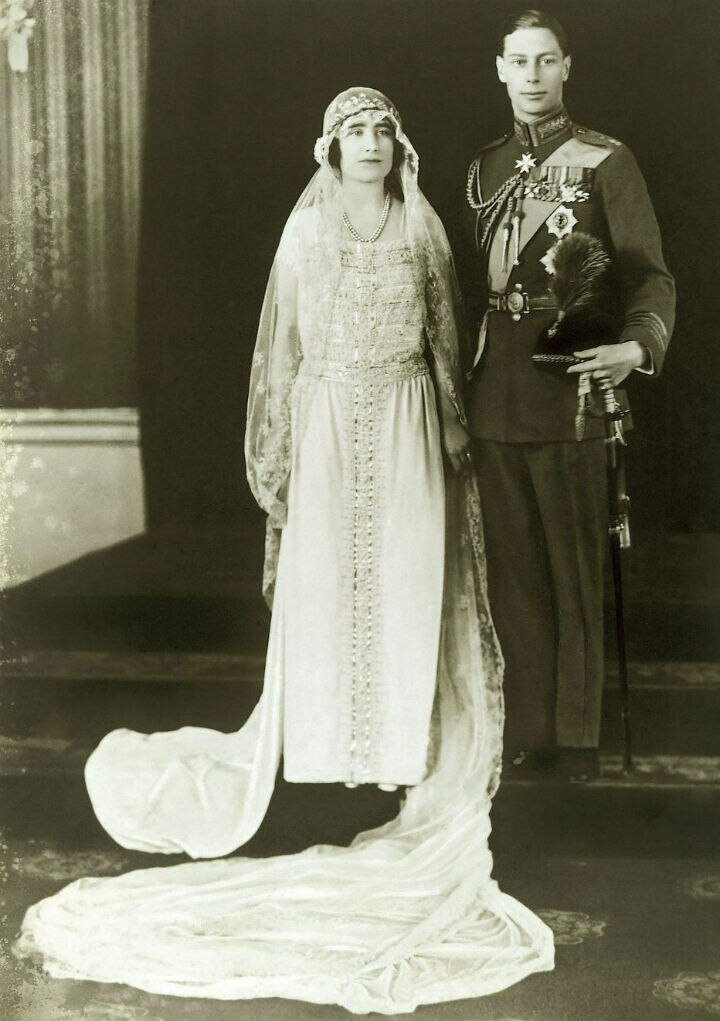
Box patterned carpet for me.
[2,836,719,1020]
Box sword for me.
[597,379,633,773]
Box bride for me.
[15,88,554,1014]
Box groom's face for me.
[496,27,571,122]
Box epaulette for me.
[467,132,513,184]
[572,125,623,150]
[474,131,513,158]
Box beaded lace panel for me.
[297,240,425,368]
[297,242,429,781]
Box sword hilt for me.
[597,380,632,550]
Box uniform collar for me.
[513,106,571,148]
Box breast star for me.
[546,205,578,239]
[540,244,558,275]
[514,152,537,175]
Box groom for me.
[462,9,675,777]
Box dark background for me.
[136,0,719,532]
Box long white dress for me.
[281,238,445,784]
[15,147,555,1011]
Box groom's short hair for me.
[497,9,570,56]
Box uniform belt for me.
[488,289,558,320]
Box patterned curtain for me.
[0,0,148,407]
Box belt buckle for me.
[506,290,526,321]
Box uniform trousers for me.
[474,438,608,754]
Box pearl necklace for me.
[342,192,391,243]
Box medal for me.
[560,183,590,203]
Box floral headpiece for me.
[313,86,418,175]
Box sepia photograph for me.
[0,1,718,1019]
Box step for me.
[1,729,719,792]
[0,650,264,683]
[6,592,715,659]
[1,743,718,865]
[4,592,717,660]
[0,593,271,655]
[6,530,718,604]
[1,724,718,788]
[2,655,718,755]
[4,652,718,687]
[0,527,270,655]
[489,773,720,860]
[602,661,720,755]
[3,530,719,658]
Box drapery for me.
[0,0,148,407]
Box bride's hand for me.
[269,478,290,528]
[442,418,473,474]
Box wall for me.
[1,409,144,586]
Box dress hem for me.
[282,771,424,787]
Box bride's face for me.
[337,113,395,184]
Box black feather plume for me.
[548,232,610,317]
[533,232,614,371]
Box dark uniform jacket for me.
[462,107,675,442]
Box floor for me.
[1,528,719,1021]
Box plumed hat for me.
[533,232,615,373]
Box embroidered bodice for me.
[297,240,426,373]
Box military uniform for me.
[462,106,675,756]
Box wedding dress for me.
[275,228,446,786]
[15,88,554,1014]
